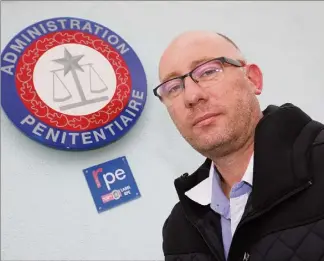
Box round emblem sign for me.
[1,17,147,150]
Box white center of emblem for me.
[33,43,117,116]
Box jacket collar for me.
[184,154,254,205]
[175,103,322,211]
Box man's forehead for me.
[158,32,241,81]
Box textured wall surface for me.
[1,1,324,260]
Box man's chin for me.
[190,137,224,153]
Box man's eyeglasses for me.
[153,57,245,102]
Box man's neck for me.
[211,136,254,198]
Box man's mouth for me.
[193,113,220,127]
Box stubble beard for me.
[184,100,256,159]
[185,120,248,159]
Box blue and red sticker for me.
[83,156,141,213]
[1,17,147,150]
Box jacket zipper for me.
[228,180,313,260]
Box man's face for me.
[158,33,262,156]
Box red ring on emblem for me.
[15,30,131,131]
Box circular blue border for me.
[1,17,147,151]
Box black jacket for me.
[162,104,324,261]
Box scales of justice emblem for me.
[47,46,112,114]
[1,17,147,151]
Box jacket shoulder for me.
[162,202,184,252]
[311,127,324,171]
[311,125,324,160]
[313,128,324,145]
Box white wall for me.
[1,1,323,260]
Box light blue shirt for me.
[185,155,254,260]
[210,168,252,259]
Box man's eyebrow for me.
[161,72,181,83]
[161,57,215,83]
[189,57,215,69]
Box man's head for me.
[155,31,263,158]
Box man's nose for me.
[183,77,209,108]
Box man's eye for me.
[168,84,181,93]
[202,69,218,76]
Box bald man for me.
[153,31,324,261]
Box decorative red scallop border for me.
[15,30,131,131]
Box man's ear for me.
[245,64,263,95]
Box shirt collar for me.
[241,154,254,186]
[185,153,254,205]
